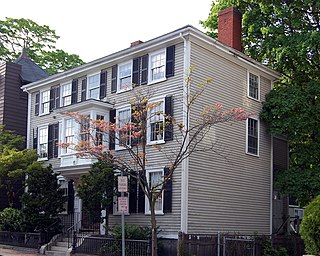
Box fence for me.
[178,232,305,256]
[0,231,41,248]
[74,236,150,256]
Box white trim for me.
[146,97,165,145]
[87,72,100,100]
[115,105,131,151]
[148,48,166,85]
[26,92,32,149]
[270,136,274,235]
[117,60,133,93]
[60,81,72,107]
[39,89,50,115]
[246,117,260,157]
[145,168,164,215]
[247,71,260,101]
[37,124,49,161]
[180,33,190,233]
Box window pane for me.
[88,74,100,99]
[62,83,72,106]
[150,101,164,141]
[247,118,258,155]
[149,171,163,212]
[119,109,131,146]
[65,119,75,153]
[151,52,165,81]
[39,127,48,158]
[41,90,50,114]
[119,63,132,90]
[249,73,259,99]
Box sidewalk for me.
[0,245,39,256]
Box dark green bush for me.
[0,207,23,232]
[263,240,288,256]
[111,224,151,240]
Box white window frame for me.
[38,125,49,160]
[117,61,132,92]
[148,49,166,84]
[61,82,72,107]
[147,97,165,145]
[247,71,260,101]
[145,168,164,215]
[87,73,100,100]
[115,105,131,150]
[246,117,259,156]
[61,118,77,155]
[40,89,50,115]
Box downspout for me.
[179,32,191,233]
[270,136,274,235]
[25,89,32,150]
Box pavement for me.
[0,245,40,256]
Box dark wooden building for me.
[0,50,49,210]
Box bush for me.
[111,224,150,240]
[300,194,320,255]
[263,239,288,256]
[0,208,23,232]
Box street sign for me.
[118,196,128,214]
[118,176,128,192]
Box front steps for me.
[45,237,72,256]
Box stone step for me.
[56,241,69,247]
[46,251,66,256]
[51,246,68,252]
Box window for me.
[64,119,75,154]
[149,50,165,83]
[116,107,131,149]
[248,72,260,100]
[96,114,104,145]
[38,126,48,159]
[246,118,259,155]
[79,115,90,142]
[88,74,100,99]
[145,169,164,214]
[118,62,132,91]
[148,100,165,144]
[61,83,72,106]
[41,90,50,115]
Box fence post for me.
[72,230,77,252]
[217,232,220,256]
[177,231,183,256]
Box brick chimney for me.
[130,40,143,47]
[218,7,242,51]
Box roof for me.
[14,48,49,83]
[21,25,281,91]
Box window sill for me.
[116,87,132,94]
[147,140,165,146]
[115,145,131,151]
[38,157,48,161]
[247,95,260,102]
[145,211,164,216]
[39,112,50,117]
[148,78,166,86]
[246,152,259,157]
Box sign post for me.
[118,175,128,256]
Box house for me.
[0,49,49,210]
[22,7,285,238]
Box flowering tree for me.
[62,68,249,256]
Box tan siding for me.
[187,41,272,234]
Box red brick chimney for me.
[130,40,143,47]
[218,7,242,51]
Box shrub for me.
[111,224,151,240]
[0,208,23,232]
[300,194,320,255]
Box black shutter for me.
[141,55,148,85]
[53,123,59,158]
[100,70,107,99]
[33,128,38,150]
[55,87,60,109]
[71,80,78,104]
[35,92,40,116]
[166,45,175,78]
[132,57,141,86]
[138,181,145,213]
[164,96,173,141]
[49,87,55,112]
[48,124,53,159]
[163,167,172,213]
[111,65,118,93]
[109,109,116,150]
[81,78,87,102]
[129,177,137,213]
[67,180,75,214]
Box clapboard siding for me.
[187,41,272,234]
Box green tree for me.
[202,0,320,206]
[0,148,38,207]
[21,163,66,233]
[0,17,85,74]
[77,160,114,232]
[300,195,320,255]
[0,208,23,232]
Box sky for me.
[0,0,213,62]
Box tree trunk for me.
[150,201,158,256]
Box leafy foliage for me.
[0,125,25,152]
[300,195,320,254]
[202,0,320,206]
[77,160,114,228]
[0,17,85,74]
[21,163,66,233]
[0,208,23,232]
[111,224,151,240]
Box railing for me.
[0,231,41,248]
[74,236,150,256]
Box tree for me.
[202,0,320,206]
[300,195,320,255]
[21,163,66,233]
[63,69,248,256]
[0,148,38,207]
[77,160,114,233]
[0,17,85,74]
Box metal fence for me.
[74,236,150,256]
[0,231,41,248]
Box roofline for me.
[22,25,280,91]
